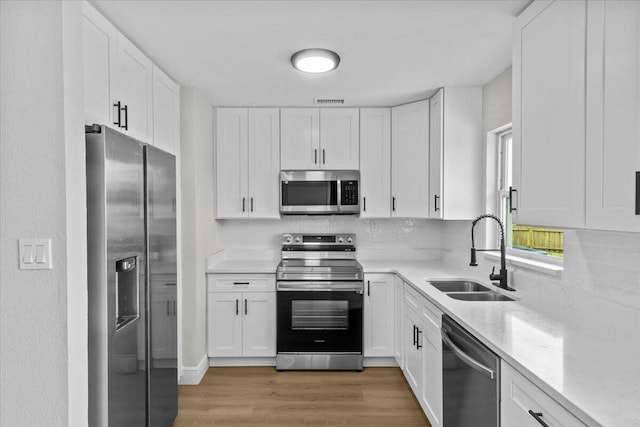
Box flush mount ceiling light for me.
[291,48,340,73]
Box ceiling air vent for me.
[314,98,345,105]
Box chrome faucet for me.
[470,214,515,291]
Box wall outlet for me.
[19,239,52,270]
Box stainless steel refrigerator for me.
[86,125,178,427]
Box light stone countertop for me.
[206,252,640,426]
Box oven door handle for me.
[277,282,363,293]
[442,328,496,380]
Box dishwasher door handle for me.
[442,328,496,380]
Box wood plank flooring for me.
[174,366,431,426]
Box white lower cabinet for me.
[501,361,586,427]
[364,274,395,357]
[402,281,443,427]
[393,276,404,368]
[207,274,276,358]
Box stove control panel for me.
[281,233,356,246]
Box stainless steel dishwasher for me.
[441,315,500,427]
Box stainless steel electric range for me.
[276,233,364,371]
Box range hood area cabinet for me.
[512,0,639,232]
[428,87,483,220]
[280,108,359,170]
[82,1,180,154]
[215,108,280,218]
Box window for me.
[495,128,564,260]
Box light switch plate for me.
[19,239,52,270]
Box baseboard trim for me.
[209,357,276,367]
[179,353,208,385]
[364,357,398,367]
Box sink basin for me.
[447,292,515,302]
[429,280,491,293]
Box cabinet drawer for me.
[501,362,586,427]
[421,297,442,332]
[207,274,275,293]
[404,283,422,313]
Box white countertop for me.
[206,252,640,426]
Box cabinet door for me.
[319,108,359,169]
[512,0,586,227]
[360,108,391,217]
[248,108,280,218]
[429,89,444,219]
[280,108,320,169]
[586,0,640,232]
[115,33,153,143]
[215,108,248,218]
[242,292,276,357]
[404,308,424,396]
[391,100,430,218]
[82,2,117,126]
[152,65,180,155]
[421,320,442,427]
[394,276,405,368]
[363,274,395,358]
[207,292,243,357]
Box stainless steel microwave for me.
[280,170,360,215]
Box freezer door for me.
[145,144,178,426]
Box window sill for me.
[481,251,563,275]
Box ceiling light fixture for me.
[291,48,340,73]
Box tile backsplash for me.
[220,217,444,251]
[442,221,640,334]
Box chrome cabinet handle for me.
[442,329,496,380]
[528,410,549,427]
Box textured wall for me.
[180,87,223,368]
[1,1,69,425]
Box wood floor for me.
[174,366,431,426]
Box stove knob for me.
[347,236,353,243]
[285,235,293,243]
[338,236,344,243]
[294,236,302,243]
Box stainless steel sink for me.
[446,292,515,302]
[429,280,490,293]
[427,279,515,302]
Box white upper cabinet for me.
[512,0,587,228]
[82,1,117,127]
[215,108,280,218]
[428,87,483,220]
[152,65,180,155]
[360,108,392,217]
[391,100,430,218]
[281,108,359,170]
[585,0,640,232]
[319,108,359,169]
[82,1,179,153]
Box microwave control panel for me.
[341,181,359,206]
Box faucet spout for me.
[470,214,515,292]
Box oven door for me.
[277,281,363,353]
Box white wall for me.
[1,1,86,425]
[483,67,512,134]
[180,87,223,369]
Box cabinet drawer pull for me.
[166,301,170,316]
[235,299,239,316]
[250,197,254,212]
[392,197,396,212]
[509,186,517,213]
[322,149,326,164]
[367,280,370,296]
[528,410,549,427]
[173,300,176,316]
[434,194,440,212]
[242,197,245,212]
[413,325,417,346]
[363,196,366,212]
[122,104,128,130]
[233,282,250,285]
[244,299,248,315]
[314,149,318,164]
[635,171,639,215]
[416,329,422,349]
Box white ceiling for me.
[92,0,531,107]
